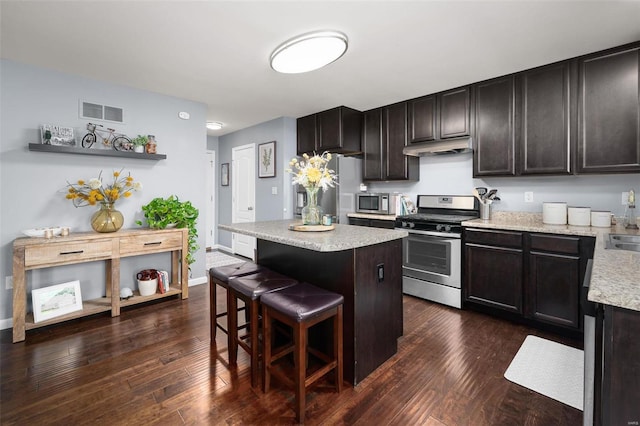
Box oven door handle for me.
[398,229,461,239]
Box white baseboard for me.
[214,244,233,254]
[188,275,207,286]
[0,276,210,331]
[0,318,12,331]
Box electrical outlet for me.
[5,276,13,290]
[524,192,534,203]
[622,192,630,205]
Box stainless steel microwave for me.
[356,193,397,215]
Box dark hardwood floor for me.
[0,284,582,425]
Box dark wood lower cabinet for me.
[601,305,640,426]
[465,243,523,314]
[527,251,580,328]
[348,217,395,229]
[256,238,403,385]
[464,228,595,333]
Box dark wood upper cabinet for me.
[578,44,640,173]
[408,87,470,144]
[517,61,576,175]
[296,106,362,155]
[362,108,383,181]
[362,103,419,181]
[439,87,471,139]
[473,75,516,176]
[296,114,317,155]
[385,102,411,180]
[408,95,436,143]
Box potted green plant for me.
[131,135,148,153]
[136,195,199,268]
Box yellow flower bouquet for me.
[64,169,142,232]
[65,169,142,207]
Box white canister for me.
[137,278,158,296]
[568,206,591,226]
[591,211,612,228]
[543,202,567,225]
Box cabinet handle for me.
[144,241,162,246]
[60,250,83,255]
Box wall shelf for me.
[28,143,167,160]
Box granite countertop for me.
[219,220,408,252]
[347,213,397,221]
[462,212,640,312]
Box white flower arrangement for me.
[286,151,337,191]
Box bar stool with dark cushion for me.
[208,262,266,342]
[227,270,298,388]
[260,282,344,423]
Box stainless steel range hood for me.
[402,137,473,156]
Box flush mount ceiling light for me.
[206,121,223,130]
[270,30,348,74]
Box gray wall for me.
[217,117,296,248]
[0,59,208,327]
[365,154,639,216]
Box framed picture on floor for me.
[258,141,276,178]
[32,280,83,323]
[221,163,229,186]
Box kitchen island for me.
[218,220,408,385]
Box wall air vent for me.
[79,100,125,124]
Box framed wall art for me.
[41,123,75,146]
[258,141,276,178]
[221,163,229,186]
[32,280,83,323]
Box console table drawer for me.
[119,232,183,255]
[25,240,113,267]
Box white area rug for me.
[504,335,584,410]
[207,251,245,269]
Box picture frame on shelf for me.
[41,124,75,146]
[32,280,83,323]
[221,163,229,186]
[258,141,276,178]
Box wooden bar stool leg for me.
[294,321,307,424]
[227,289,238,365]
[209,275,217,340]
[335,304,343,392]
[262,306,272,393]
[250,298,260,388]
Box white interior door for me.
[206,151,216,249]
[232,144,256,259]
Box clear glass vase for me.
[91,203,124,233]
[301,187,323,225]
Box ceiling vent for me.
[79,100,124,123]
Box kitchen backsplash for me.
[363,154,638,217]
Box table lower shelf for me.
[25,285,182,330]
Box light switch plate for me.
[5,276,12,290]
[272,187,277,195]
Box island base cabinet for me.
[601,306,640,426]
[256,238,402,385]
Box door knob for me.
[248,207,253,211]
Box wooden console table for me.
[12,228,188,343]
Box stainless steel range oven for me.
[395,195,479,309]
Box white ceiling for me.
[2,1,640,137]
